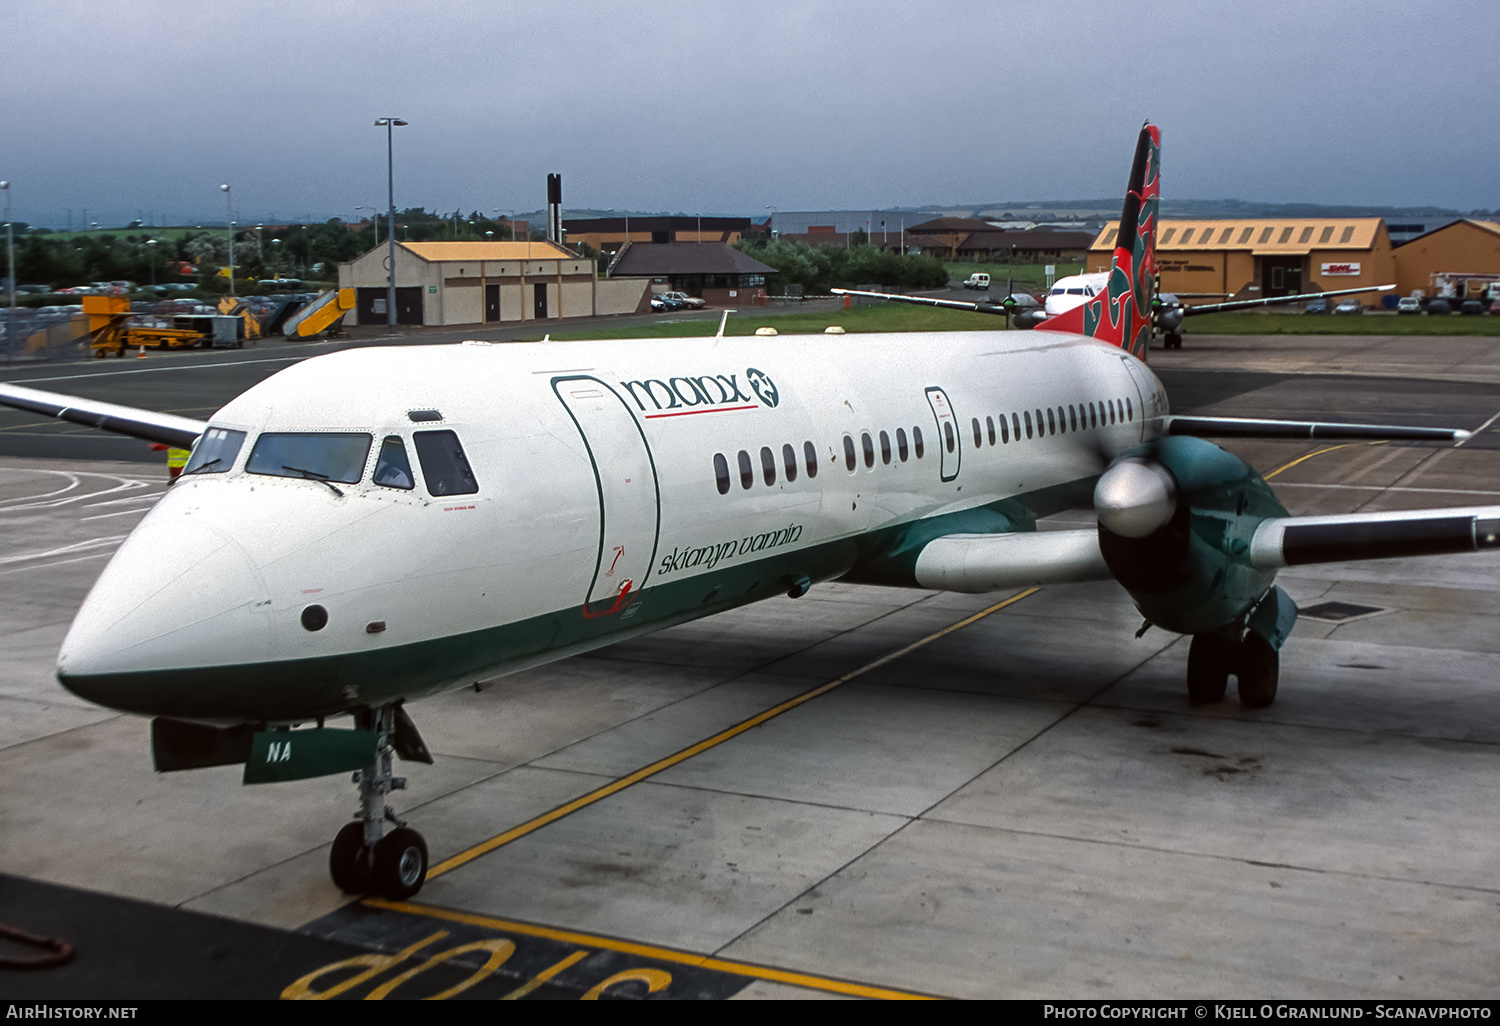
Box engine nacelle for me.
[1096,436,1288,636]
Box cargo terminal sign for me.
[1321,263,1362,276]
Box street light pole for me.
[1,182,13,356]
[219,184,234,297]
[374,118,408,329]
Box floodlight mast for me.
[375,118,408,329]
[219,184,233,297]
[1,182,13,357]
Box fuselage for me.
[56,329,1167,724]
[1044,272,1110,318]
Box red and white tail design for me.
[1037,123,1160,359]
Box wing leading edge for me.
[0,382,206,449]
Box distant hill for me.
[925,198,1490,222]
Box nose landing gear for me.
[329,704,431,900]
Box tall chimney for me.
[547,173,562,244]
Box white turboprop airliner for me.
[3,125,1496,902]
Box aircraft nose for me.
[57,515,271,716]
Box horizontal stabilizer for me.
[0,381,206,448]
[1165,415,1469,443]
[914,529,1110,592]
[1250,507,1500,569]
[829,288,1013,318]
[1176,283,1394,317]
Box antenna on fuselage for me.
[716,309,735,339]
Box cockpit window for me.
[183,427,245,475]
[413,430,479,496]
[373,436,415,490]
[245,432,372,484]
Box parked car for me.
[1459,299,1484,316]
[963,273,991,290]
[1489,299,1500,315]
[1427,298,1452,315]
[1303,298,1329,314]
[663,291,706,309]
[1397,296,1422,315]
[648,294,671,313]
[1333,298,1364,315]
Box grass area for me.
[1185,312,1500,336]
[534,303,1015,342]
[943,262,1082,290]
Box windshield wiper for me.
[282,465,344,497]
[180,457,221,477]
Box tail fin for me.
[1037,123,1160,359]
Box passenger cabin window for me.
[413,430,479,496]
[896,427,909,461]
[714,453,730,495]
[246,432,372,484]
[942,421,955,453]
[998,415,1009,443]
[843,435,857,472]
[761,446,776,486]
[1011,413,1020,440]
[879,430,891,465]
[183,427,245,475]
[986,416,996,445]
[783,444,798,483]
[373,436,415,489]
[1024,410,1033,439]
[738,450,754,489]
[913,426,924,459]
[861,431,875,469]
[803,441,818,478]
[1046,408,1056,435]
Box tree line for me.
[734,235,949,295]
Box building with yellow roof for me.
[339,241,652,326]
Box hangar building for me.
[1387,219,1500,298]
[339,241,648,326]
[1089,217,1500,303]
[1088,219,1394,301]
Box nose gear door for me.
[552,376,661,615]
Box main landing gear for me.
[1186,631,1279,708]
[329,704,431,900]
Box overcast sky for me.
[2,0,1496,228]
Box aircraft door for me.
[925,386,961,482]
[1122,356,1164,440]
[551,376,661,614]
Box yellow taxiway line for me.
[425,586,1040,880]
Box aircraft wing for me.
[907,503,1500,594]
[1163,415,1469,443]
[829,288,1013,318]
[1250,506,1500,568]
[0,381,206,448]
[1174,283,1393,317]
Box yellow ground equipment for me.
[218,296,267,341]
[83,296,204,357]
[283,288,355,338]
